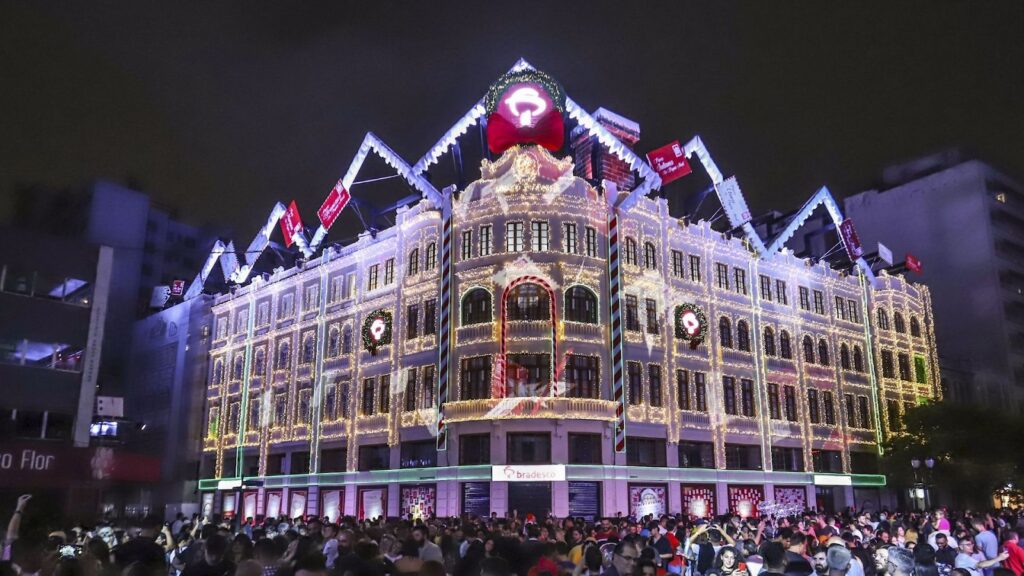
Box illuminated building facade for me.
[194,61,940,521]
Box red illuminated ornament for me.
[485,70,566,155]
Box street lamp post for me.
[910,457,936,510]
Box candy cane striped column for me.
[435,196,453,451]
[607,210,627,453]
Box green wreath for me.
[362,309,393,355]
[674,304,708,348]
[485,68,566,116]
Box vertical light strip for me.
[748,254,773,472]
[234,288,257,478]
[309,250,332,475]
[435,190,453,451]
[607,210,626,453]
[859,270,885,455]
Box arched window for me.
[408,248,420,276]
[342,327,353,354]
[737,320,751,352]
[233,356,244,380]
[803,336,815,364]
[910,316,921,337]
[507,283,550,321]
[276,342,290,369]
[877,309,890,330]
[818,339,830,366]
[853,346,864,372]
[643,242,657,270]
[780,331,792,359]
[425,242,437,270]
[461,288,493,325]
[763,327,776,356]
[624,238,638,266]
[564,286,598,324]
[302,338,316,363]
[254,349,266,375]
[328,328,340,357]
[840,343,851,370]
[213,361,224,385]
[719,317,733,349]
[894,312,906,333]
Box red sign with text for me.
[906,253,923,274]
[318,180,351,231]
[279,200,303,247]
[646,140,693,185]
[839,218,864,260]
[170,279,185,297]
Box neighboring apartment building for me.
[844,150,1024,414]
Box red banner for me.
[279,200,303,247]
[646,140,692,185]
[318,181,351,231]
[906,253,923,274]
[170,280,185,297]
[839,218,864,260]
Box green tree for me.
[881,400,1024,507]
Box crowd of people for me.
[3,494,1024,576]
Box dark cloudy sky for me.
[2,1,1021,240]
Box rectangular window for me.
[776,280,788,305]
[460,356,492,400]
[585,226,598,257]
[844,393,856,427]
[679,441,715,468]
[563,223,578,254]
[378,374,390,413]
[648,364,663,407]
[422,365,435,407]
[329,277,343,303]
[506,354,550,397]
[799,286,810,310]
[405,368,418,411]
[627,361,643,405]
[461,230,473,260]
[506,222,524,252]
[835,296,846,320]
[898,353,912,381]
[345,273,357,298]
[400,440,437,469]
[690,255,702,283]
[760,275,773,301]
[507,433,551,464]
[425,244,436,270]
[367,264,379,291]
[813,290,825,314]
[645,298,659,334]
[715,263,730,290]
[694,372,707,412]
[625,295,640,331]
[384,258,395,285]
[722,376,737,415]
[565,355,599,399]
[767,383,781,419]
[881,350,895,378]
[771,447,803,472]
[724,443,762,470]
[914,355,927,383]
[531,221,549,251]
[281,294,294,318]
[304,286,319,312]
[568,433,602,464]
[407,304,419,339]
[676,369,690,410]
[808,389,820,423]
[740,378,756,417]
[358,444,389,471]
[848,299,860,323]
[408,249,419,276]
[626,437,667,467]
[459,434,491,465]
[734,268,748,295]
[479,225,492,256]
[361,378,375,416]
[424,299,437,336]
[822,390,835,425]
[320,448,346,473]
[858,396,871,429]
[812,450,843,473]
[784,385,797,422]
[672,251,685,278]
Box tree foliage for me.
[881,400,1024,507]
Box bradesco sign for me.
[492,464,566,482]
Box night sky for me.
[2,1,1021,243]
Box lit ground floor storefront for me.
[198,466,888,522]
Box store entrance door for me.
[507,482,551,520]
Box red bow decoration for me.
[486,110,564,155]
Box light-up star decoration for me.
[484,68,566,154]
